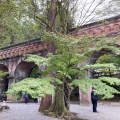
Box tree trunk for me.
[39,0,61,115]
[48,0,57,32]
[47,0,57,54]
[48,86,68,117]
[38,94,52,112]
[64,82,70,110]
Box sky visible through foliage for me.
[76,0,120,25]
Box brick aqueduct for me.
[0,15,120,104]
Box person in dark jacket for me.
[91,88,98,113]
[23,93,28,103]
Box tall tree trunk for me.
[48,85,68,117]
[64,82,70,110]
[48,0,57,32]
[47,0,57,54]
[38,0,57,113]
[38,95,52,112]
[38,66,52,112]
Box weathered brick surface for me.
[0,39,48,59]
[70,15,120,39]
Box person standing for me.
[24,93,28,103]
[33,98,38,103]
[91,88,98,113]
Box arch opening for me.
[88,49,120,101]
[0,64,9,95]
[14,61,36,82]
[14,61,39,102]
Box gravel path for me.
[70,102,120,120]
[0,102,120,120]
[0,103,58,120]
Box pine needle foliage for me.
[7,77,62,98]
[71,77,120,99]
[25,54,48,66]
[82,63,116,70]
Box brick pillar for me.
[7,77,18,102]
[79,87,91,106]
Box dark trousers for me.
[92,101,97,112]
[25,97,28,103]
[34,98,38,103]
